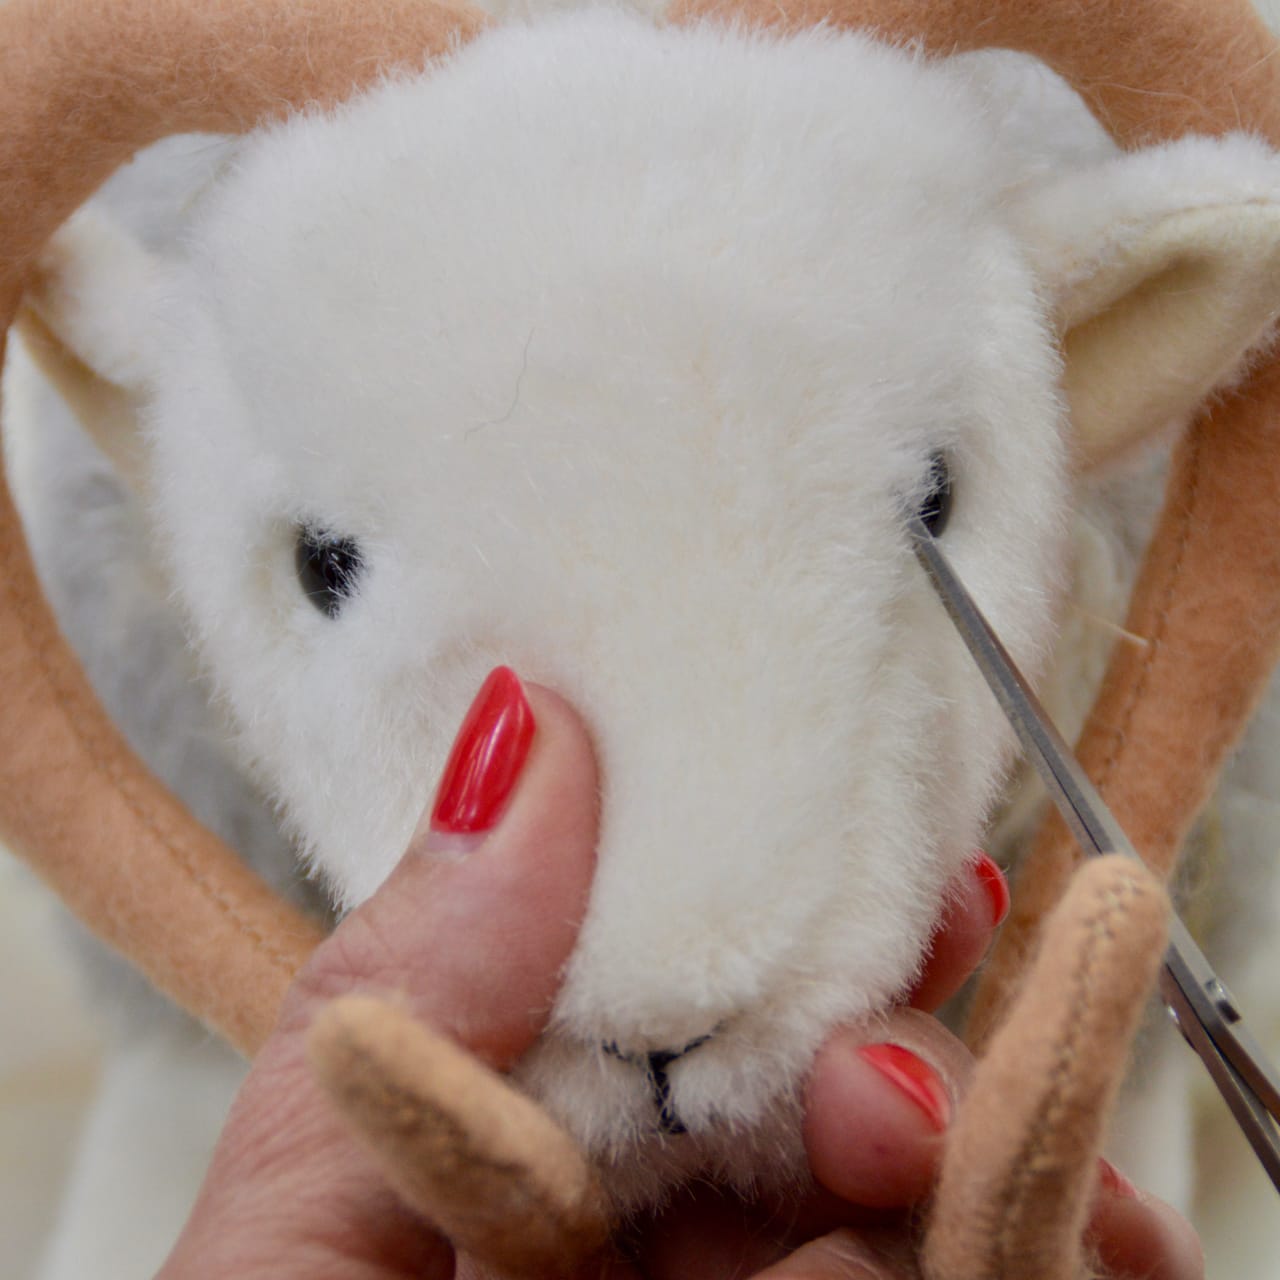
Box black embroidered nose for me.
[643,1049,686,1135]
[604,1034,713,1136]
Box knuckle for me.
[279,908,416,1032]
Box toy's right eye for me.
[918,452,953,537]
[295,524,364,618]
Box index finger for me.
[805,1010,973,1209]
[905,853,1008,1012]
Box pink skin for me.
[160,678,1205,1280]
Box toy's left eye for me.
[918,452,953,536]
[295,524,364,618]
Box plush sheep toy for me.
[5,0,1280,1276]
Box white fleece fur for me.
[12,6,1280,1234]
[134,15,1080,1200]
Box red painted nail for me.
[973,852,1010,927]
[430,667,535,835]
[857,1043,950,1132]
[1098,1158,1138,1199]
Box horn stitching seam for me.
[1090,416,1207,849]
[990,874,1147,1278]
[0,492,305,986]
[318,1027,593,1235]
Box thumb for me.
[283,666,600,1068]
[159,668,599,1279]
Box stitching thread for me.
[1095,422,1207,793]
[326,1026,598,1234]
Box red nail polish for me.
[973,852,1010,927]
[430,667,535,835]
[1098,1158,1138,1199]
[857,1043,951,1132]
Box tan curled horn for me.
[0,0,491,1058]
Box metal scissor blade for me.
[1159,963,1280,1190]
[907,517,1280,1191]
[906,517,1128,863]
[1164,914,1280,1121]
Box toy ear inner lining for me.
[15,304,152,492]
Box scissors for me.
[908,516,1280,1194]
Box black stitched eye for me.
[918,452,953,537]
[295,524,364,618]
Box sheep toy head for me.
[19,7,1280,1212]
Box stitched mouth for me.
[603,1033,716,1135]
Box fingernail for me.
[972,851,1010,927]
[857,1043,950,1132]
[1098,1158,1139,1199]
[428,667,535,839]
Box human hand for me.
[617,881,1204,1280]
[157,668,1202,1280]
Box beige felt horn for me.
[924,856,1171,1280]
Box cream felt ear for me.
[1014,140,1280,472]
[16,211,155,490]
[1061,206,1280,471]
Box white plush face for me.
[31,11,1280,1209]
